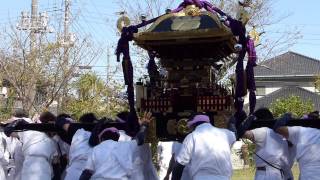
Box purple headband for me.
[187,115,210,127]
[98,127,119,141]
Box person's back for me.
[172,142,191,180]
[19,131,55,156]
[5,136,23,180]
[251,127,293,179]
[177,123,235,180]
[130,144,158,180]
[287,126,320,179]
[18,131,57,180]
[86,140,136,180]
[65,129,92,180]
[80,112,154,180]
[0,132,8,180]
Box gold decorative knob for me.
[116,13,131,32]
[184,5,201,16]
[249,26,260,45]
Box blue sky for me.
[265,0,320,59]
[1,0,320,76]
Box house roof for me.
[254,86,320,110]
[254,51,320,77]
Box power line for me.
[268,31,320,36]
[274,23,320,27]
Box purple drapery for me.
[246,38,257,114]
[172,0,227,17]
[116,17,160,110]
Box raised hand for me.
[139,111,153,126]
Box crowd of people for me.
[0,108,320,180]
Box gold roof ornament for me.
[219,0,225,9]
[116,12,131,32]
[237,6,250,25]
[249,26,260,45]
[133,11,236,60]
[239,0,252,7]
[184,5,201,16]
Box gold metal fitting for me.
[184,5,201,16]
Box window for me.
[256,86,266,96]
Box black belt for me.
[256,166,266,171]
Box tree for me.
[270,95,314,118]
[0,24,100,115]
[315,76,320,92]
[65,72,127,120]
[0,86,16,121]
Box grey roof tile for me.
[254,86,320,110]
[254,51,320,77]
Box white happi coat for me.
[6,137,24,180]
[18,131,57,180]
[158,141,173,179]
[118,130,132,142]
[85,140,136,180]
[287,127,320,180]
[130,144,158,180]
[52,135,70,156]
[251,127,294,180]
[172,142,191,180]
[65,129,92,180]
[118,131,158,180]
[176,123,236,180]
[0,133,8,180]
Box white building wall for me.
[302,86,317,93]
[244,86,318,105]
[244,87,281,104]
[265,87,281,94]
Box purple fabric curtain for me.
[246,38,257,114]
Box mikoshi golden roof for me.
[133,8,236,60]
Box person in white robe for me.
[38,111,72,180]
[19,131,57,180]
[64,128,92,180]
[158,141,173,179]
[55,113,95,180]
[172,114,236,180]
[4,119,57,180]
[4,109,36,180]
[116,111,158,180]
[239,108,295,180]
[163,141,191,180]
[5,136,24,180]
[79,112,154,180]
[274,112,320,180]
[0,132,9,180]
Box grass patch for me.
[232,164,300,180]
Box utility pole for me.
[64,0,70,46]
[17,0,52,49]
[60,0,74,111]
[15,0,53,113]
[30,0,38,51]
